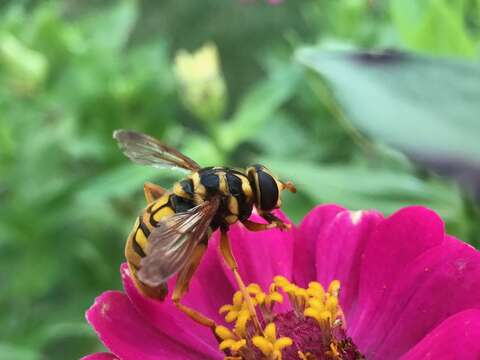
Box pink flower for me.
[83,205,480,359]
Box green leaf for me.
[297,49,480,169]
[181,133,225,166]
[390,0,475,57]
[78,0,139,52]
[34,322,93,347]
[76,164,168,202]
[0,343,40,360]
[217,65,301,152]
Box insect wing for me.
[113,129,200,171]
[137,198,219,287]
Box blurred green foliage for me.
[0,0,479,359]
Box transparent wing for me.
[113,129,200,171]
[137,197,220,287]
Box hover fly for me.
[114,130,296,328]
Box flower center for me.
[214,277,365,360]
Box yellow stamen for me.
[282,283,297,294]
[251,322,293,359]
[219,290,253,323]
[219,339,236,350]
[261,282,284,308]
[215,325,235,340]
[252,336,274,356]
[273,275,291,288]
[319,310,332,327]
[304,307,321,322]
[328,280,340,297]
[325,296,339,317]
[234,309,250,338]
[308,281,324,291]
[268,292,283,305]
[308,298,323,310]
[264,323,276,343]
[294,288,309,309]
[275,337,293,350]
[295,288,309,299]
[247,283,263,294]
[273,337,293,359]
[307,281,325,299]
[231,339,247,352]
[219,338,247,353]
[225,310,240,323]
[219,304,233,313]
[256,292,267,305]
[268,283,277,293]
[233,291,243,306]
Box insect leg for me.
[143,182,167,203]
[243,220,277,231]
[172,242,216,329]
[261,211,290,231]
[219,229,262,334]
[243,215,290,232]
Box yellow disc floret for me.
[252,323,293,360]
[304,280,344,329]
[219,290,252,323]
[212,276,351,359]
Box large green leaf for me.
[297,49,480,174]
[390,0,476,57]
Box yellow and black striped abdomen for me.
[125,193,176,299]
[126,193,175,262]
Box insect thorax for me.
[173,167,254,229]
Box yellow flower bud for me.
[173,42,226,123]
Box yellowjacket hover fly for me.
[114,130,296,328]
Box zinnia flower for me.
[83,205,480,359]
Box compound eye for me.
[257,170,279,211]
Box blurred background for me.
[1,0,480,358]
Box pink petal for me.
[86,291,220,360]
[401,309,480,360]
[313,208,383,315]
[293,204,347,287]
[80,353,118,360]
[120,264,222,356]
[361,235,480,358]
[348,206,480,358]
[227,210,295,290]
